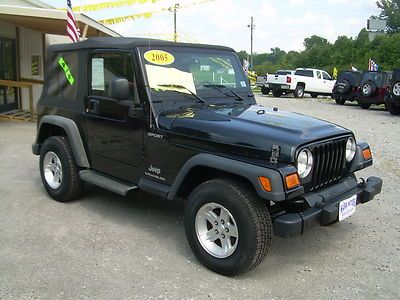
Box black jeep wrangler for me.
[385,68,400,115]
[32,38,382,276]
[356,71,391,109]
[332,71,362,105]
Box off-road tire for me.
[261,86,270,95]
[184,178,272,276]
[337,79,351,95]
[294,85,305,98]
[40,136,83,202]
[386,101,400,115]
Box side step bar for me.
[79,170,138,196]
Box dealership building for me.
[0,0,120,118]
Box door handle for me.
[89,99,100,113]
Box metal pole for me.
[250,17,253,71]
[249,17,255,71]
[169,3,179,42]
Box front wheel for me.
[39,136,83,202]
[386,101,400,115]
[184,179,272,276]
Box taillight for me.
[287,76,292,84]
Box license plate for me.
[338,195,357,221]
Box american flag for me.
[67,0,81,43]
[368,59,379,71]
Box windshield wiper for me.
[202,84,244,101]
[157,84,206,103]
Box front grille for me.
[306,138,348,192]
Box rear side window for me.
[46,52,79,99]
[89,52,135,100]
[295,70,313,77]
[362,72,385,87]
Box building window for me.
[31,55,42,77]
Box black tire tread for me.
[386,101,400,115]
[40,136,83,202]
[191,178,272,274]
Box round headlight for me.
[297,149,313,178]
[346,137,356,162]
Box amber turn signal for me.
[259,176,272,192]
[285,173,301,190]
[363,148,372,160]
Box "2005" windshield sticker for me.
[58,57,75,85]
[144,50,175,66]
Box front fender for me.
[167,154,286,202]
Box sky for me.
[43,0,381,53]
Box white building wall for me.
[19,27,44,112]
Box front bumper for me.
[273,176,382,238]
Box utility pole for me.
[247,17,255,71]
[169,3,180,42]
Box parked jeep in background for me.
[332,71,362,105]
[32,37,382,276]
[385,68,400,115]
[265,68,335,98]
[356,71,392,109]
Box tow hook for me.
[358,178,367,189]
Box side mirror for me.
[109,77,129,100]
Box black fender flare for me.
[167,154,286,201]
[33,115,90,168]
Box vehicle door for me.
[84,50,144,181]
[322,71,334,93]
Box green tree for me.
[376,0,400,34]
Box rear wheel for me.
[335,97,346,105]
[261,86,270,95]
[294,85,305,98]
[386,101,400,115]
[39,136,83,202]
[358,101,371,110]
[272,90,282,97]
[184,178,272,276]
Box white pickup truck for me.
[263,68,336,98]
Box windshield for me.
[140,47,249,107]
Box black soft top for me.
[48,37,234,53]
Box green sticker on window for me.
[58,57,75,85]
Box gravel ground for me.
[0,95,399,299]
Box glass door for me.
[0,38,17,112]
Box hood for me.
[158,104,352,162]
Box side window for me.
[89,52,136,101]
[47,51,79,99]
[317,71,322,79]
[322,72,331,80]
